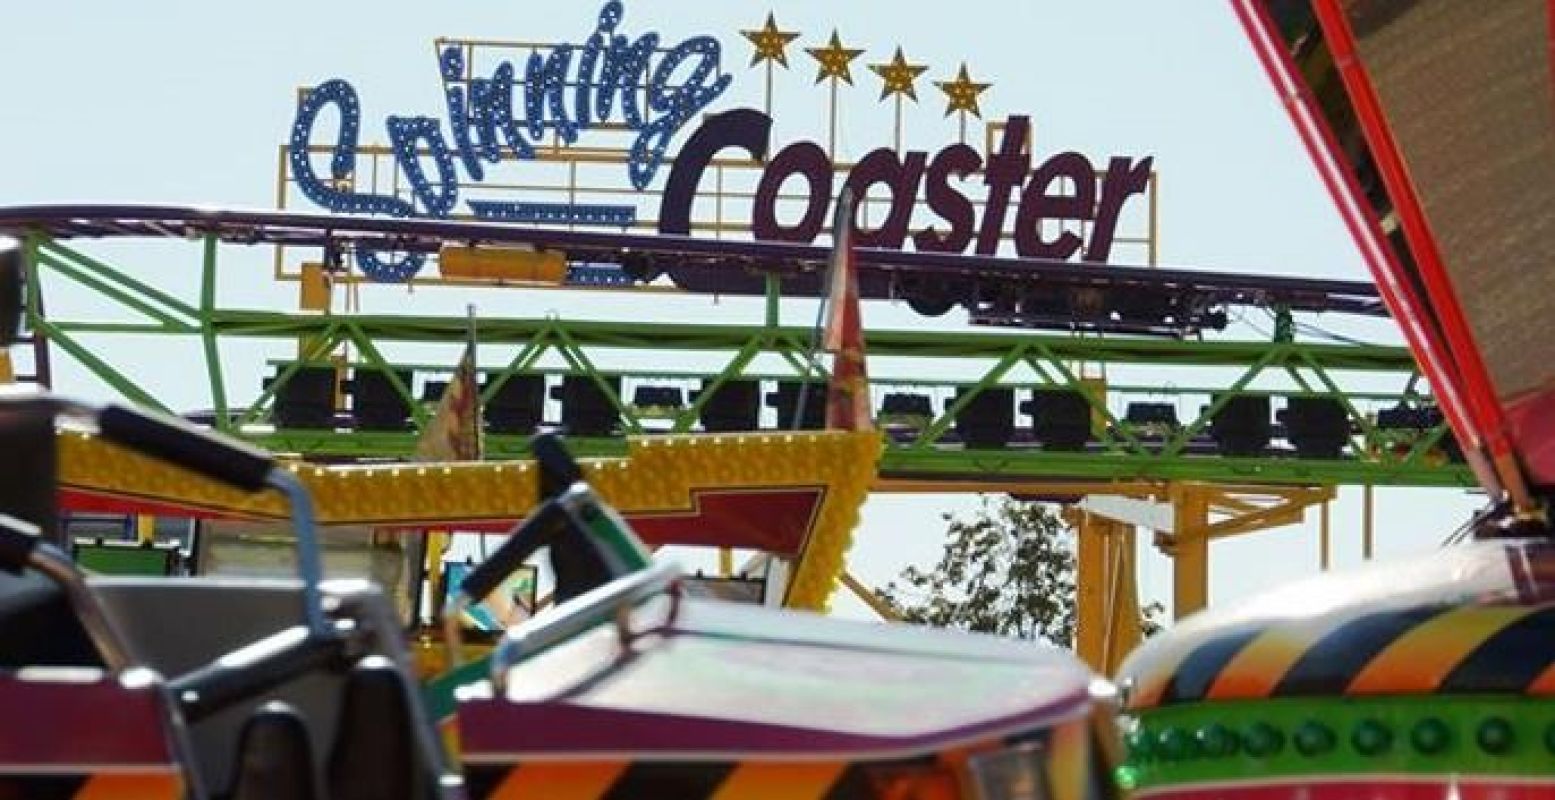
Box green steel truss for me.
[19,233,1473,489]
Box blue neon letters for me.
[289,1,730,281]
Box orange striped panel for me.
[1127,644,1198,710]
[489,761,629,800]
[75,772,182,799]
[709,762,846,800]
[1206,617,1352,700]
[1527,660,1555,694]
[1347,605,1535,694]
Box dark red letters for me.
[975,116,1032,256]
[659,108,770,236]
[1014,151,1095,260]
[657,110,1152,265]
[752,141,833,242]
[843,148,927,249]
[913,143,981,253]
[1085,156,1153,262]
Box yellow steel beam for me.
[1087,480,1337,624]
[1171,485,1210,619]
[1204,507,1306,539]
[1074,511,1109,672]
[1204,485,1330,513]
[1102,521,1142,675]
[871,477,1168,498]
[1206,492,1265,515]
[839,572,903,622]
[1203,487,1333,540]
[1074,511,1142,676]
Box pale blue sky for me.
[1,2,1481,621]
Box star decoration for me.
[741,13,800,68]
[806,30,865,85]
[935,62,992,118]
[869,47,929,102]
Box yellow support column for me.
[1102,521,1142,674]
[1171,485,1209,619]
[1074,510,1108,672]
[0,350,12,383]
[135,515,156,545]
[1076,509,1144,675]
[425,528,449,606]
[299,262,331,311]
[298,262,332,359]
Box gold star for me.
[741,13,800,68]
[935,62,992,118]
[869,47,929,102]
[805,30,865,85]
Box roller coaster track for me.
[2,203,1467,491]
[0,204,1385,323]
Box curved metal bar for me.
[491,560,681,693]
[25,539,136,673]
[264,469,328,637]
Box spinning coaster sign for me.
[284,1,1156,282]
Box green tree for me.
[879,497,1163,646]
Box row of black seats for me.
[228,659,420,800]
[881,390,1451,458]
[263,365,1452,458]
[265,366,829,436]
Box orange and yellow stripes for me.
[1205,616,1358,701]
[708,763,849,800]
[484,762,629,800]
[1127,599,1555,710]
[1347,605,1538,694]
[73,772,182,799]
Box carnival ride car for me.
[1115,2,1555,798]
[0,247,1123,799]
[0,392,454,799]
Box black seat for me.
[226,702,321,800]
[0,569,99,668]
[94,579,428,791]
[328,656,423,800]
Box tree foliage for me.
[879,497,1163,647]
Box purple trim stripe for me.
[458,690,1088,762]
[0,677,175,767]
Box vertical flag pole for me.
[467,302,482,459]
[793,189,853,430]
